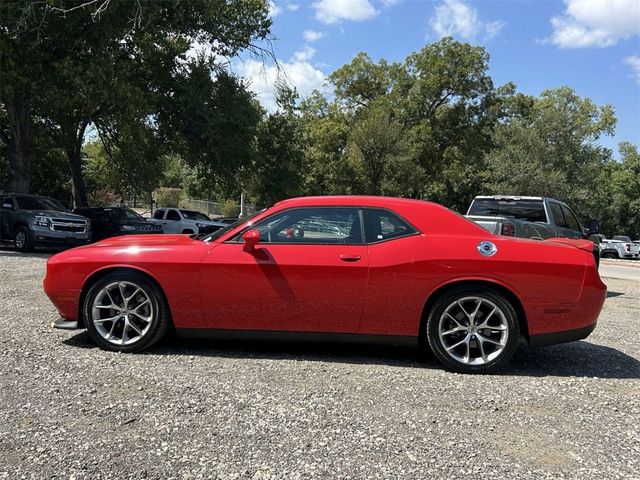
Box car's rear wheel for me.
[83,271,171,353]
[14,226,32,252]
[426,287,519,374]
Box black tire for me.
[601,252,618,259]
[182,229,194,234]
[14,226,32,252]
[425,287,520,374]
[82,271,171,353]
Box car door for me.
[549,202,582,239]
[200,206,368,333]
[163,209,182,233]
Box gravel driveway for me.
[0,249,638,480]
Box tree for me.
[0,0,272,205]
[249,84,305,206]
[483,87,617,226]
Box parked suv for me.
[73,207,162,242]
[0,192,91,252]
[148,208,226,234]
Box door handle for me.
[340,254,361,262]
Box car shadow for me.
[0,246,54,259]
[62,331,640,379]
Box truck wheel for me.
[14,227,32,253]
[181,229,194,234]
[602,252,618,259]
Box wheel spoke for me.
[122,320,129,344]
[477,307,497,328]
[118,283,127,306]
[476,335,488,362]
[130,311,152,323]
[125,288,141,308]
[95,304,118,310]
[470,299,482,320]
[131,298,149,311]
[445,312,465,328]
[446,334,470,352]
[442,326,466,336]
[94,314,120,325]
[477,333,504,347]
[456,301,471,319]
[127,320,143,336]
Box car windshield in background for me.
[468,199,547,223]
[107,208,143,221]
[180,210,210,221]
[16,195,68,212]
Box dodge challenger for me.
[44,196,607,373]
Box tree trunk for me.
[65,119,90,208]
[2,97,31,193]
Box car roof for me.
[273,195,437,209]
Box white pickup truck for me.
[148,208,227,235]
[592,235,640,260]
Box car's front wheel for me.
[14,226,32,252]
[83,271,171,352]
[426,287,520,374]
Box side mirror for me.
[586,219,601,235]
[242,229,260,252]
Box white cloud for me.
[268,1,282,17]
[236,59,326,111]
[292,44,316,62]
[287,3,300,11]
[430,0,505,41]
[381,0,402,6]
[624,54,640,84]
[304,29,325,42]
[549,0,640,48]
[312,0,378,24]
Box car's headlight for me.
[120,225,137,231]
[195,223,208,228]
[34,216,51,228]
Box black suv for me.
[0,191,91,252]
[73,207,161,242]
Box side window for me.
[561,205,580,231]
[1,196,13,210]
[236,207,362,244]
[153,209,165,220]
[166,209,181,221]
[362,209,417,243]
[549,203,567,228]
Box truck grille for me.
[51,218,87,233]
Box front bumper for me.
[33,229,91,247]
[51,318,79,330]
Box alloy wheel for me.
[91,281,154,346]
[437,296,509,366]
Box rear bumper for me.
[529,323,596,346]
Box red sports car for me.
[44,196,606,373]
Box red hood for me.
[87,234,198,248]
[544,237,594,253]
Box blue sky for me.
[233,0,640,155]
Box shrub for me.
[221,199,240,217]
[154,188,182,207]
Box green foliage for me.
[220,199,240,217]
[154,188,183,208]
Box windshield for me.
[201,210,265,242]
[107,208,143,221]
[16,195,68,212]
[468,199,547,223]
[180,210,210,221]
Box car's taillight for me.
[501,223,516,236]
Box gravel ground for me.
[0,249,638,480]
